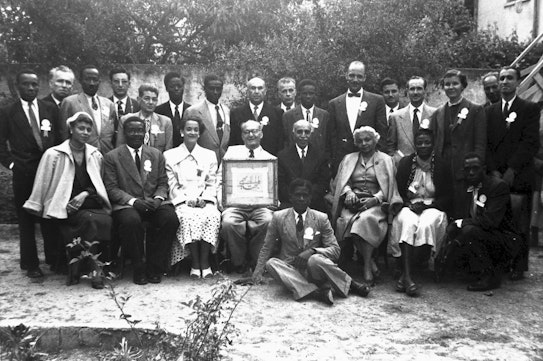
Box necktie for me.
[306,109,311,123]
[296,213,303,233]
[249,149,255,158]
[412,108,420,135]
[503,101,509,119]
[144,119,150,145]
[286,105,291,111]
[467,183,481,218]
[27,101,43,151]
[174,105,180,121]
[134,148,141,171]
[348,93,361,97]
[253,105,259,121]
[301,148,305,163]
[117,100,124,117]
[92,96,98,111]
[216,105,224,142]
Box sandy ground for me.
[1,224,543,361]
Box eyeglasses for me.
[242,129,260,135]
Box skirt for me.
[336,206,387,248]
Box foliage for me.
[0,324,46,361]
[106,337,143,361]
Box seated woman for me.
[164,116,220,279]
[24,112,112,289]
[390,127,452,296]
[331,126,402,285]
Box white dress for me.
[164,144,220,265]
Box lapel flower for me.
[303,227,314,241]
[479,194,487,203]
[143,159,152,172]
[408,181,420,194]
[358,101,368,115]
[40,119,51,137]
[457,107,469,120]
[150,124,163,135]
[196,167,203,177]
[420,118,430,129]
[261,116,269,126]
[505,112,517,128]
[311,118,319,128]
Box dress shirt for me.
[281,103,293,112]
[21,99,40,126]
[51,95,62,108]
[296,144,307,160]
[408,104,423,123]
[113,96,127,114]
[502,96,517,113]
[169,100,184,118]
[223,145,275,160]
[386,105,399,120]
[249,102,264,119]
[295,209,307,223]
[346,90,364,132]
[301,105,314,122]
[85,94,101,133]
[447,97,464,107]
[206,99,227,127]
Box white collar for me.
[126,144,142,154]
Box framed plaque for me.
[222,159,278,207]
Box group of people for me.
[0,60,538,305]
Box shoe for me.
[316,287,334,305]
[405,282,419,297]
[467,276,499,292]
[509,270,525,281]
[350,281,371,297]
[147,273,161,284]
[133,270,148,285]
[190,268,201,279]
[26,267,44,279]
[201,268,213,279]
[395,279,406,293]
[91,278,105,290]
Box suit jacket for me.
[116,111,173,152]
[229,102,284,156]
[155,101,191,148]
[0,99,61,174]
[395,153,453,214]
[183,100,231,164]
[41,94,62,108]
[254,207,341,275]
[282,105,330,153]
[430,98,486,180]
[103,144,169,211]
[328,90,388,174]
[485,97,540,193]
[387,103,436,164]
[60,93,116,153]
[277,144,330,212]
[108,96,140,116]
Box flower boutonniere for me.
[505,112,517,128]
[303,227,314,240]
[311,118,319,129]
[420,118,430,129]
[261,116,269,126]
[150,124,163,136]
[40,119,51,137]
[196,167,203,177]
[358,101,368,116]
[457,107,469,124]
[476,194,487,208]
[143,159,152,172]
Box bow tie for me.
[348,93,361,98]
[467,183,482,193]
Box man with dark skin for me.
[155,72,191,147]
[482,72,501,106]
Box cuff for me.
[128,198,137,206]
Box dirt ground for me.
[0,224,542,361]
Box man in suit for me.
[282,78,330,152]
[103,116,179,285]
[485,66,540,280]
[116,84,172,152]
[445,153,520,291]
[109,67,140,145]
[250,178,370,305]
[183,74,230,164]
[277,77,296,113]
[155,71,191,148]
[328,61,388,175]
[482,72,501,107]
[41,65,75,108]
[380,77,402,125]
[60,65,116,153]
[0,69,62,278]
[220,119,276,273]
[278,120,330,213]
[387,76,437,164]
[229,77,284,156]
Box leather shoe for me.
[133,271,148,285]
[467,275,499,292]
[406,282,419,297]
[350,281,370,297]
[509,270,525,281]
[395,279,406,293]
[147,273,161,284]
[316,287,334,305]
[26,267,44,279]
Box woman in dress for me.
[331,126,402,285]
[24,112,112,289]
[390,127,452,296]
[430,69,486,218]
[164,117,220,279]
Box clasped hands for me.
[133,197,162,213]
[186,197,206,208]
[66,191,89,215]
[408,202,428,215]
[491,168,515,187]
[345,192,378,210]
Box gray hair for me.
[353,126,380,142]
[48,65,74,81]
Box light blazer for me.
[485,97,540,193]
[183,100,231,164]
[328,90,388,174]
[254,207,341,275]
[330,150,402,226]
[387,103,436,164]
[60,93,116,153]
[23,139,111,219]
[155,101,191,148]
[116,111,173,152]
[430,98,486,180]
[103,144,169,211]
[282,105,330,152]
[164,143,218,206]
[0,99,61,174]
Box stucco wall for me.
[477,0,537,41]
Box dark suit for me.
[41,94,61,108]
[328,91,388,175]
[282,105,330,153]
[0,99,61,269]
[229,102,284,156]
[103,145,179,275]
[155,101,191,148]
[277,144,330,212]
[109,96,140,146]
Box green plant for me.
[0,324,46,361]
[106,337,143,361]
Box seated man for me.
[444,153,520,291]
[103,116,179,285]
[220,119,276,273]
[277,119,330,213]
[251,178,370,305]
